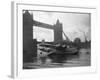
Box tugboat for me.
[37,42,79,58]
[49,43,78,55]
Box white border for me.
[12,2,97,78]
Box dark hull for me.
[48,50,79,57]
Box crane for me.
[62,30,70,42]
[79,29,88,42]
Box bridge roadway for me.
[33,20,54,29]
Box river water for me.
[24,48,91,69]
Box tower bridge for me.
[33,19,63,42]
[23,10,63,62]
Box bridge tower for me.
[23,10,37,63]
[54,19,63,42]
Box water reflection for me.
[23,48,90,69]
[35,48,90,68]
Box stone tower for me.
[54,19,63,42]
[23,10,37,63]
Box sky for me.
[30,11,91,42]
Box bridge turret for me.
[56,19,60,24]
[23,10,33,26]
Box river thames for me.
[23,48,91,69]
